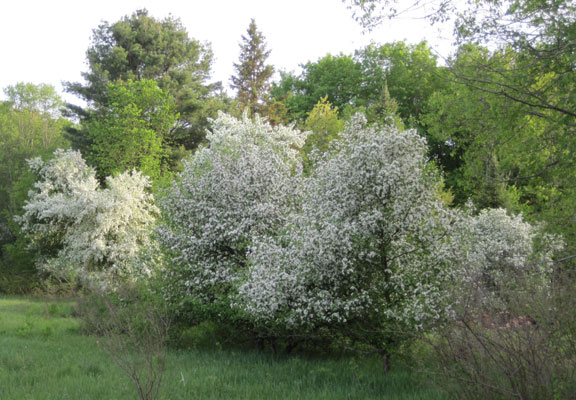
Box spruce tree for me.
[231,19,274,116]
[367,81,403,129]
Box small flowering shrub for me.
[451,207,563,309]
[17,149,159,287]
[158,112,307,308]
[239,115,460,362]
[430,209,568,400]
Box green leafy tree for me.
[346,0,576,130]
[272,43,444,127]
[301,97,343,172]
[230,19,275,116]
[272,54,365,122]
[0,83,70,291]
[355,41,446,127]
[423,44,576,244]
[85,79,178,181]
[65,9,225,151]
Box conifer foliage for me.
[230,19,275,116]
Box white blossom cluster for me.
[158,112,564,339]
[239,115,460,331]
[158,112,307,303]
[451,207,563,306]
[17,149,159,287]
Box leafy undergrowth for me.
[0,296,447,399]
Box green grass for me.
[0,296,447,399]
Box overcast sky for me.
[0,0,455,104]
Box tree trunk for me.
[379,349,391,373]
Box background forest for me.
[1,1,575,399]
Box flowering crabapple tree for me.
[158,112,307,314]
[17,149,159,288]
[450,207,563,312]
[239,114,460,370]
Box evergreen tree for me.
[366,81,404,129]
[230,19,274,116]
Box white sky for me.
[0,0,455,105]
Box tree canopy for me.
[65,9,224,151]
[84,79,178,181]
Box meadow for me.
[0,296,447,400]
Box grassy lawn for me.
[0,296,447,399]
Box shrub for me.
[451,207,562,307]
[77,285,172,400]
[426,208,570,399]
[17,149,159,288]
[429,271,576,400]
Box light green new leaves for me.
[85,79,178,181]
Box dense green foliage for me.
[423,44,576,244]
[272,53,364,121]
[271,42,445,127]
[85,79,178,180]
[65,9,227,151]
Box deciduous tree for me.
[240,115,459,369]
[158,112,306,309]
[85,79,178,181]
[17,149,159,287]
[272,54,364,121]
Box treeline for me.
[2,8,574,254]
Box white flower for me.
[239,114,459,331]
[158,113,307,304]
[18,149,159,287]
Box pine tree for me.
[230,19,274,116]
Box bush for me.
[16,149,159,288]
[429,271,576,400]
[158,112,306,316]
[425,210,570,399]
[77,285,172,400]
[239,114,460,369]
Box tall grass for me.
[0,296,447,399]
